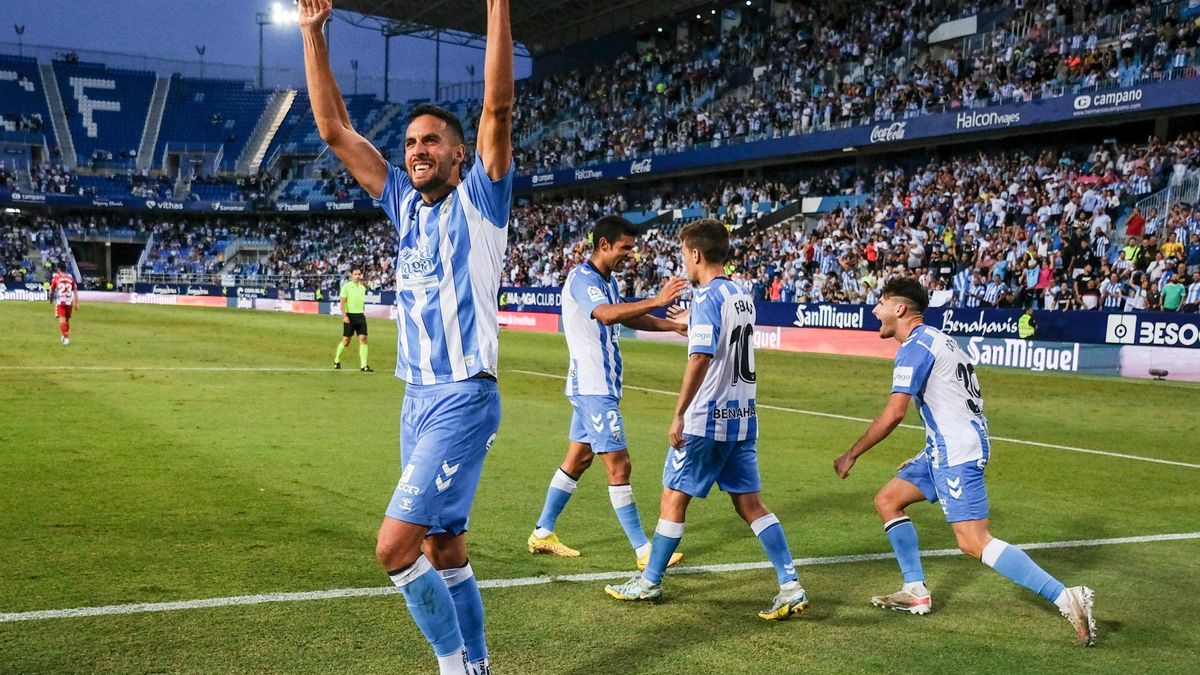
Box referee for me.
[334,267,372,372]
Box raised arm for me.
[298,0,388,198]
[476,0,513,179]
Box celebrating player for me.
[528,215,688,570]
[605,218,809,621]
[833,277,1096,646]
[334,267,371,372]
[49,262,78,345]
[300,0,513,673]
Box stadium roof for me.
[339,0,714,55]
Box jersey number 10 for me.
[729,324,757,384]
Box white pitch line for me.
[0,366,333,373]
[2,532,1197,623]
[511,370,1200,469]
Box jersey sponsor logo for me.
[587,286,605,303]
[689,324,714,347]
[892,366,914,388]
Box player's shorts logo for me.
[1105,314,1136,344]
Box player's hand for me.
[654,278,688,308]
[343,314,350,324]
[666,304,690,326]
[668,415,685,449]
[298,0,333,31]
[833,451,856,479]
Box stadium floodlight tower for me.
[257,2,300,88]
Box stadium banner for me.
[498,310,561,332]
[0,281,50,301]
[133,282,226,297]
[0,189,376,215]
[498,286,562,313]
[953,336,1121,376]
[515,79,1198,190]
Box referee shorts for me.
[343,313,368,337]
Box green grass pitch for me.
[1,301,1198,674]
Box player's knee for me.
[873,490,902,518]
[375,534,417,569]
[955,533,985,559]
[605,453,632,483]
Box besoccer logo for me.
[1105,314,1136,344]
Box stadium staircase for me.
[38,63,76,170]
[238,89,297,175]
[1131,174,1200,231]
[137,76,171,172]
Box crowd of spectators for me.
[513,0,1200,173]
[0,214,73,282]
[30,163,76,194]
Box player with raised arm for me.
[833,277,1096,646]
[528,215,688,570]
[300,1,513,673]
[50,262,78,345]
[604,218,809,621]
[334,267,371,372]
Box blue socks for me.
[387,556,464,659]
[534,469,577,535]
[884,516,925,584]
[609,484,651,556]
[982,538,1066,603]
[751,513,799,587]
[440,563,487,665]
[642,519,684,585]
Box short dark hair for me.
[407,103,465,145]
[350,266,362,275]
[55,262,66,273]
[591,215,637,249]
[679,218,729,264]
[880,276,929,313]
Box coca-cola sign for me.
[869,121,907,144]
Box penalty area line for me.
[2,531,1198,623]
[509,370,1200,470]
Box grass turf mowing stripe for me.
[3,531,1197,623]
[511,369,1200,470]
[0,366,335,372]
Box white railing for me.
[1133,172,1200,227]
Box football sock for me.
[750,513,799,587]
[642,519,684,585]
[440,563,488,664]
[884,516,925,584]
[387,556,464,660]
[534,469,577,535]
[608,484,650,555]
[981,538,1065,603]
[359,343,368,368]
[335,341,346,364]
[60,322,69,338]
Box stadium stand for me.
[0,53,55,148]
[52,60,155,169]
[154,76,271,173]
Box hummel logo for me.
[590,413,604,433]
[946,477,961,489]
[949,487,963,499]
[671,449,687,470]
[436,462,461,492]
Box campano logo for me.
[1073,95,1092,111]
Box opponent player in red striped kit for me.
[49,263,78,345]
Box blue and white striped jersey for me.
[891,325,990,467]
[380,154,513,384]
[684,278,757,442]
[562,261,623,397]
